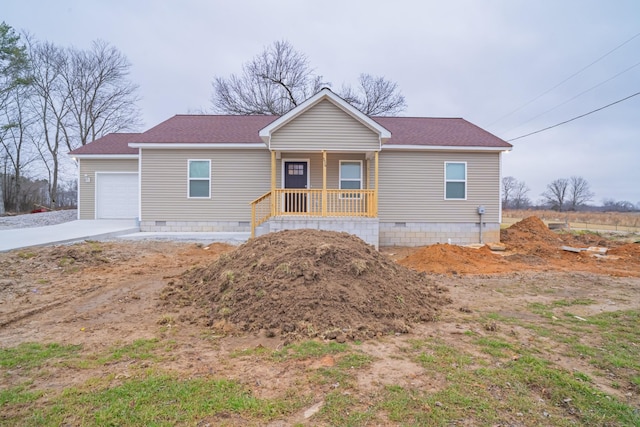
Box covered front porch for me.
[250,150,379,242]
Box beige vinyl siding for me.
[78,158,138,219]
[277,152,367,189]
[270,100,380,151]
[378,151,501,223]
[140,148,270,221]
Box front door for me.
[284,161,307,213]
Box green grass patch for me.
[317,391,376,426]
[390,334,639,426]
[0,342,82,370]
[413,340,474,373]
[272,340,348,361]
[12,375,306,426]
[380,352,639,426]
[0,383,43,407]
[101,338,160,363]
[310,352,374,388]
[581,310,640,373]
[335,352,373,370]
[230,344,273,358]
[528,299,595,318]
[474,337,515,358]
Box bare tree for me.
[1,22,29,214]
[502,176,531,209]
[340,74,406,116]
[23,36,142,208]
[602,198,635,212]
[62,40,142,149]
[567,176,594,211]
[0,82,39,211]
[211,40,406,116]
[27,40,70,208]
[541,178,569,211]
[512,180,531,209]
[212,40,324,115]
[502,176,517,208]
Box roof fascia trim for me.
[382,144,512,152]
[129,143,266,149]
[70,154,139,159]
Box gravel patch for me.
[0,209,77,230]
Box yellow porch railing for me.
[250,191,272,237]
[250,189,377,238]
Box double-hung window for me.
[339,160,362,198]
[188,160,211,198]
[445,162,466,200]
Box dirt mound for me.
[608,242,640,259]
[501,216,564,257]
[397,217,640,277]
[398,244,510,274]
[161,229,451,341]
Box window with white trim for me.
[445,162,466,199]
[188,160,211,198]
[339,160,362,199]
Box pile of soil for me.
[398,244,510,275]
[398,216,640,277]
[608,242,640,259]
[500,216,564,258]
[161,229,451,341]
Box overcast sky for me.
[5,0,640,204]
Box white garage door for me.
[96,173,139,219]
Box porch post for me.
[366,157,371,190]
[374,151,379,217]
[322,150,327,216]
[271,150,276,215]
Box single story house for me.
[69,88,512,248]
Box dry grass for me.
[504,209,640,232]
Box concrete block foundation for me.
[379,222,500,246]
[140,218,501,249]
[258,217,380,249]
[140,220,250,233]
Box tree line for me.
[0,22,142,213]
[503,175,638,212]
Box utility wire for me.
[503,59,640,133]
[488,30,640,128]
[506,90,640,142]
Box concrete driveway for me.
[0,220,139,252]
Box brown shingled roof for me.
[69,133,140,155]
[134,115,279,143]
[70,114,511,156]
[373,117,512,148]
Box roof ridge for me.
[172,113,280,118]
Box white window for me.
[188,160,211,198]
[339,160,362,199]
[445,162,466,200]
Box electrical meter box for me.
[477,206,486,215]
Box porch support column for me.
[271,150,276,215]
[322,150,327,217]
[366,157,371,190]
[374,150,379,217]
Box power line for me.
[488,30,640,128]
[503,59,640,133]
[506,90,640,142]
